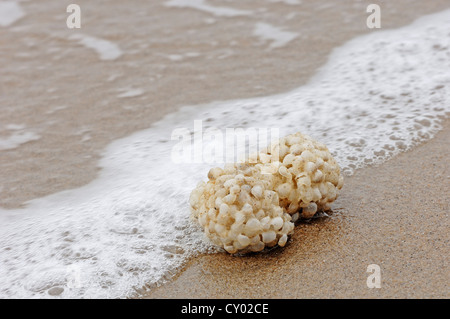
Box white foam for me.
[117,88,144,98]
[268,0,302,5]
[253,22,299,49]
[46,105,68,114]
[5,124,25,130]
[167,54,184,62]
[1,10,449,298]
[69,34,123,61]
[164,0,251,17]
[0,128,40,151]
[0,1,24,27]
[165,52,201,62]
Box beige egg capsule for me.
[258,132,343,219]
[190,163,295,254]
[190,132,343,254]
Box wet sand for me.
[145,120,450,299]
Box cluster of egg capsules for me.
[189,132,344,254]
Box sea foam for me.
[0,125,40,151]
[164,0,252,17]
[69,33,123,61]
[253,22,299,49]
[0,10,449,298]
[0,1,25,27]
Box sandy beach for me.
[145,121,449,299]
[0,0,449,298]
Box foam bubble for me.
[268,0,302,5]
[0,1,25,27]
[69,34,123,61]
[253,22,299,50]
[164,0,252,17]
[0,126,40,151]
[1,9,449,298]
[117,88,144,98]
